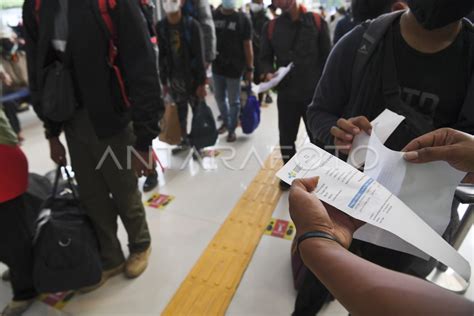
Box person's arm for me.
[318,18,331,70]
[156,21,169,88]
[191,20,207,87]
[307,26,363,147]
[243,15,254,82]
[259,21,275,80]
[290,178,474,316]
[22,0,63,140]
[196,0,216,64]
[117,0,164,152]
[300,239,474,316]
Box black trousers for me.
[277,96,313,164]
[0,195,36,301]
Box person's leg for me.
[213,73,229,130]
[226,77,242,135]
[175,98,190,141]
[3,101,21,135]
[65,121,125,271]
[0,196,36,302]
[277,95,302,164]
[95,125,151,277]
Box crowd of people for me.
[0,0,473,315]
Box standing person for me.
[212,0,254,142]
[157,0,207,154]
[182,0,217,66]
[0,105,36,316]
[249,0,271,104]
[23,0,164,290]
[260,0,331,190]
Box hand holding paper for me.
[254,63,293,94]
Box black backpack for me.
[33,166,102,293]
[189,101,218,150]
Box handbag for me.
[41,56,78,123]
[189,101,218,150]
[240,85,261,134]
[33,166,102,293]
[159,102,182,145]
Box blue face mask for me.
[222,0,237,10]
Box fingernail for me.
[403,151,418,160]
[346,134,353,140]
[353,128,360,134]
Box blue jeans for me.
[213,74,241,133]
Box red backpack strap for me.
[267,19,276,41]
[312,12,322,31]
[34,0,41,24]
[98,0,131,108]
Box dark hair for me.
[351,0,397,23]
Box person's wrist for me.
[299,236,341,256]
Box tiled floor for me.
[0,94,472,315]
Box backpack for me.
[240,86,261,134]
[33,166,102,293]
[267,9,322,41]
[34,0,158,109]
[189,101,218,150]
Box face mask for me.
[222,0,237,10]
[163,0,180,14]
[272,0,295,12]
[250,3,264,13]
[407,0,474,30]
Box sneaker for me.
[265,94,273,104]
[226,132,237,143]
[125,247,151,279]
[1,270,10,282]
[217,124,227,135]
[1,298,36,316]
[78,263,124,294]
[143,172,158,193]
[279,180,291,191]
[171,138,191,155]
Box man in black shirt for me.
[260,0,331,190]
[212,0,254,142]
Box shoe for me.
[279,180,291,191]
[143,173,158,192]
[78,263,124,294]
[125,247,151,279]
[226,132,237,143]
[1,298,36,316]
[265,94,273,104]
[217,124,227,135]
[171,138,191,155]
[1,270,10,282]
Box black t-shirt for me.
[393,21,470,129]
[212,10,252,78]
[169,23,186,81]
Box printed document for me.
[277,140,470,281]
[254,63,293,94]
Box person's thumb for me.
[292,177,319,192]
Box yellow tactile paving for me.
[162,151,283,316]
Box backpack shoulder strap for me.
[98,0,117,41]
[34,0,42,24]
[311,12,321,31]
[351,11,404,89]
